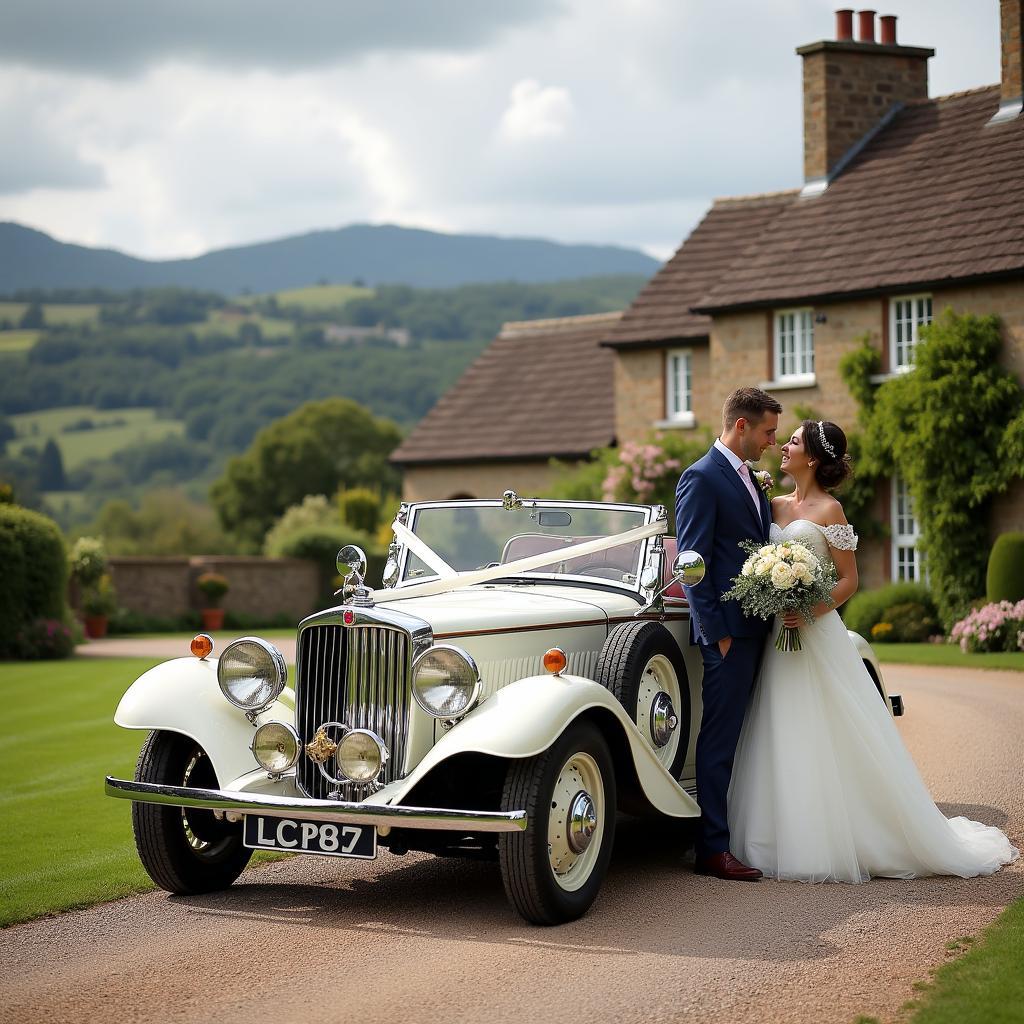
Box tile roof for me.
[693,86,1024,313]
[601,191,796,348]
[391,312,620,465]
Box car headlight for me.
[412,644,481,719]
[252,721,300,774]
[337,729,388,782]
[217,637,287,711]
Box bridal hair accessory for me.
[817,421,837,458]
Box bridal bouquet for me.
[722,540,837,651]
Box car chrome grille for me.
[295,623,412,799]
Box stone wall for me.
[105,556,322,621]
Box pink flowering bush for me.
[950,600,1024,653]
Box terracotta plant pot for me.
[84,614,109,639]
[201,608,225,631]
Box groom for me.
[675,386,781,881]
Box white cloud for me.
[498,79,574,143]
[0,0,1003,262]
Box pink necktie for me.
[738,463,762,523]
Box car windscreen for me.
[404,505,647,584]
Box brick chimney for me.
[990,0,1023,123]
[798,10,934,192]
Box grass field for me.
[0,656,289,927]
[197,309,295,339]
[0,302,100,327]
[261,283,373,311]
[872,643,1024,671]
[8,406,185,470]
[0,330,39,353]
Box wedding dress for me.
[728,519,1019,882]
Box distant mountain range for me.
[0,221,660,294]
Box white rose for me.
[792,563,813,584]
[771,563,796,589]
[790,544,815,565]
[754,558,773,575]
[741,560,755,576]
[757,545,775,557]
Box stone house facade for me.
[394,3,1024,592]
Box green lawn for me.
[900,899,1024,1023]
[0,657,164,926]
[8,405,185,470]
[872,643,1024,671]
[197,309,295,339]
[0,656,289,927]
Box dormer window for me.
[774,309,815,384]
[890,295,933,371]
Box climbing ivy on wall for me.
[842,311,1023,626]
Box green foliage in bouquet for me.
[722,540,837,651]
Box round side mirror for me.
[336,545,368,583]
[673,550,705,587]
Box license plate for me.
[243,815,377,859]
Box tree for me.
[37,439,66,491]
[210,398,402,547]
[18,302,45,329]
[857,310,1023,626]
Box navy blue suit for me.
[675,445,772,859]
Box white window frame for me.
[663,348,695,427]
[773,308,815,385]
[891,474,923,582]
[890,294,933,372]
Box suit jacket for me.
[674,445,772,645]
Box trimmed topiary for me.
[842,581,938,639]
[0,504,72,659]
[986,532,1024,604]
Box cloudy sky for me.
[0,1,1001,261]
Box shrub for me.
[263,494,336,555]
[268,523,385,601]
[337,487,383,535]
[870,622,894,641]
[81,574,118,616]
[0,504,71,659]
[196,571,229,606]
[843,582,938,639]
[13,617,76,660]
[881,602,941,643]
[986,532,1024,603]
[950,600,1024,653]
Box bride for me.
[728,419,1019,882]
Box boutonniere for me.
[753,469,774,496]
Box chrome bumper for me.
[105,777,528,833]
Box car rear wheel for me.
[498,720,616,925]
[596,620,690,778]
[131,731,252,895]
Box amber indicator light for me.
[191,633,214,659]
[543,648,567,674]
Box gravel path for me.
[1,664,1020,1024]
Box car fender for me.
[114,657,295,787]
[385,672,700,819]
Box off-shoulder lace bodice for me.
[769,518,858,569]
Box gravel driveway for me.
[1,664,1020,1024]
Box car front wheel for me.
[498,720,616,925]
[131,730,252,895]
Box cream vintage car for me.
[106,493,900,925]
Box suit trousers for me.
[695,634,765,859]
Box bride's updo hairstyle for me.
[801,419,852,490]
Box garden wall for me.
[101,556,322,621]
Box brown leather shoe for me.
[695,852,763,881]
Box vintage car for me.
[106,493,901,925]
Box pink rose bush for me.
[602,439,682,504]
[950,600,1024,653]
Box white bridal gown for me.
[728,519,1019,883]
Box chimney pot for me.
[835,9,854,41]
[879,14,897,45]
[857,9,877,43]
